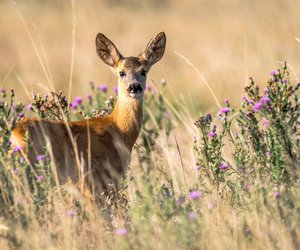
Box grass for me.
[0,1,300,249]
[0,64,299,249]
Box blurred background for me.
[0,0,300,114]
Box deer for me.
[11,32,166,201]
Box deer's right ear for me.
[96,33,123,67]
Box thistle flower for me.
[208,131,217,138]
[220,107,230,113]
[189,191,202,201]
[66,209,76,217]
[86,95,92,102]
[175,197,184,207]
[253,102,263,112]
[98,85,108,92]
[264,119,269,129]
[114,86,118,94]
[74,96,83,105]
[13,146,22,153]
[261,96,270,104]
[36,155,47,161]
[18,112,24,118]
[27,104,34,111]
[146,84,152,91]
[274,191,280,199]
[37,175,44,181]
[188,212,197,220]
[219,162,229,170]
[14,168,20,175]
[115,228,128,236]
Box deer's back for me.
[12,117,131,192]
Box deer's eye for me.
[141,70,147,76]
[119,71,126,77]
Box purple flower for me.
[146,84,152,91]
[274,191,280,199]
[70,102,78,110]
[282,79,287,84]
[207,201,215,209]
[13,146,23,153]
[114,86,118,94]
[115,228,128,236]
[19,156,25,164]
[219,162,229,170]
[66,209,76,217]
[248,99,255,105]
[245,183,252,191]
[36,155,47,161]
[176,198,184,207]
[263,88,269,94]
[269,70,277,76]
[264,119,269,129]
[14,168,20,175]
[188,212,197,220]
[74,96,83,105]
[189,191,202,201]
[86,95,92,101]
[27,104,34,111]
[37,175,44,181]
[261,96,270,104]
[98,85,108,92]
[220,107,230,113]
[208,131,217,138]
[224,99,229,105]
[253,102,263,112]
[195,166,201,172]
[266,151,271,158]
[18,113,24,118]
[39,106,45,112]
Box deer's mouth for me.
[127,83,143,97]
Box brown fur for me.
[11,32,166,198]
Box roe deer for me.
[11,32,166,199]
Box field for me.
[0,0,300,249]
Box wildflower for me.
[266,151,271,158]
[245,183,252,190]
[37,175,44,181]
[13,146,22,153]
[66,209,76,217]
[115,228,128,236]
[19,156,25,164]
[188,212,197,220]
[220,107,230,114]
[14,168,19,175]
[196,166,201,172]
[70,102,78,110]
[114,86,118,94]
[263,119,269,129]
[261,96,270,104]
[36,155,47,161]
[282,79,287,84]
[269,70,277,76]
[27,104,34,111]
[207,201,215,209]
[208,131,217,138]
[248,99,255,105]
[98,85,108,92]
[189,191,202,201]
[10,89,14,97]
[274,191,280,199]
[263,88,269,94]
[219,162,229,170]
[253,102,263,112]
[86,95,92,101]
[74,96,83,105]
[18,112,24,118]
[224,99,229,105]
[146,84,152,91]
[39,106,45,112]
[175,197,184,207]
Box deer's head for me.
[96,32,166,99]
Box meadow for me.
[0,0,300,249]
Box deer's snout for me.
[127,83,143,96]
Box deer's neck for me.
[109,95,143,148]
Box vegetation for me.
[0,63,299,249]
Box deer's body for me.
[11,32,166,196]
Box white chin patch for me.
[129,91,142,98]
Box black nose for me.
[127,83,143,94]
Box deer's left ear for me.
[139,32,166,67]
